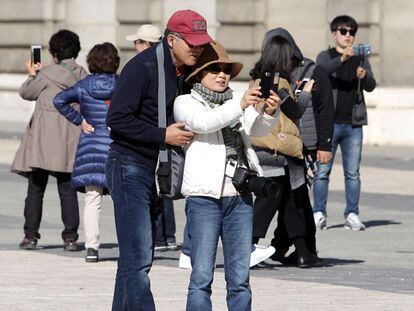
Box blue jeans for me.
[186,195,253,311]
[181,222,191,256]
[313,123,363,217]
[106,149,156,311]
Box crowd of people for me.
[12,8,375,311]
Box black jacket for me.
[107,39,184,169]
[316,48,376,126]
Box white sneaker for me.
[314,211,327,230]
[250,244,276,267]
[344,213,366,231]
[178,252,192,269]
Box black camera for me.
[232,166,281,198]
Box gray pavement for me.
[0,137,414,310]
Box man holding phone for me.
[313,15,376,231]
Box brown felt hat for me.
[185,41,243,84]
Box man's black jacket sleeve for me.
[312,65,334,151]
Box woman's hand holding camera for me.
[263,89,281,116]
[25,59,42,77]
[240,86,261,110]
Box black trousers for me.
[252,170,316,254]
[23,169,79,240]
[155,198,176,244]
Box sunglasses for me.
[337,28,357,36]
[172,32,198,49]
[206,64,233,75]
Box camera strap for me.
[356,57,365,97]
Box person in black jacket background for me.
[313,15,376,232]
[105,10,213,311]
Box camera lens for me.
[247,176,281,198]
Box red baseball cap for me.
[166,9,213,47]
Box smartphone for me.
[352,44,371,56]
[259,71,278,99]
[31,45,42,65]
[294,78,310,98]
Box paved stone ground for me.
[0,137,413,310]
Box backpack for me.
[155,43,185,200]
[291,59,318,151]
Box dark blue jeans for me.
[313,123,363,217]
[106,149,156,311]
[186,195,253,311]
[181,211,191,257]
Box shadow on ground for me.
[250,257,364,270]
[328,219,402,230]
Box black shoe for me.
[269,248,289,263]
[85,248,99,263]
[251,261,276,270]
[166,242,178,251]
[19,237,37,250]
[297,253,322,268]
[282,251,299,265]
[63,239,78,251]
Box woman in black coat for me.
[54,42,119,263]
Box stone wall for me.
[0,0,413,85]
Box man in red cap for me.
[106,9,212,311]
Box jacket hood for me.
[81,74,118,99]
[262,28,304,62]
[40,58,88,89]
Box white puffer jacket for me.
[174,90,279,199]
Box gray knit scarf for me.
[193,82,233,108]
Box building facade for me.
[0,0,413,85]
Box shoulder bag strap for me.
[156,43,168,163]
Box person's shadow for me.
[248,257,365,270]
[328,219,401,229]
[40,242,118,251]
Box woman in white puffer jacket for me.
[174,41,280,311]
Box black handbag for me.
[352,93,368,126]
[352,58,368,126]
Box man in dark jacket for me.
[105,10,212,310]
[313,15,376,231]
